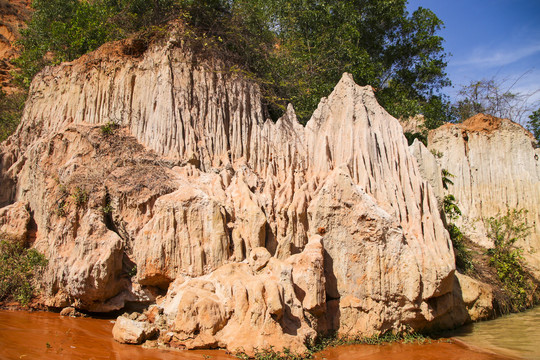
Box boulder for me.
[455,272,494,322]
[0,201,30,241]
[113,316,157,344]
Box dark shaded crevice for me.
[0,152,18,208]
[323,247,340,300]
[240,239,246,260]
[26,209,38,247]
[121,253,137,281]
[103,191,116,234]
[224,209,235,259]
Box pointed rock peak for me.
[411,138,426,151]
[281,103,298,124]
[332,73,376,99]
[274,103,304,133]
[306,72,384,130]
[286,103,295,115]
[338,72,356,86]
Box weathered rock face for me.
[410,139,445,205]
[155,242,321,353]
[0,36,457,353]
[426,114,540,271]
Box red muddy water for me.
[314,342,515,360]
[0,310,517,360]
[0,310,233,360]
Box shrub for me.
[102,203,113,214]
[486,209,536,311]
[234,331,430,360]
[71,187,88,206]
[447,223,474,273]
[0,237,48,304]
[100,121,119,135]
[430,149,443,159]
[528,108,540,144]
[443,194,461,221]
[0,90,27,142]
[442,190,473,273]
[56,200,67,217]
[441,169,454,190]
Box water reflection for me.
[453,306,540,360]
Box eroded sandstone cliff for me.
[0,37,458,353]
[424,115,540,272]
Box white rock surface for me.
[428,114,540,270]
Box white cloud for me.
[451,43,540,68]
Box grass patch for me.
[234,332,431,360]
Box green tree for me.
[14,0,179,87]
[452,76,539,124]
[15,0,450,124]
[258,0,450,122]
[15,0,114,86]
[528,108,540,144]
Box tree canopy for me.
[451,77,539,125]
[528,108,540,144]
[15,0,450,123]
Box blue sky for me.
[407,0,540,121]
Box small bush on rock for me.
[0,236,48,305]
[442,190,474,273]
[71,187,88,206]
[0,90,26,142]
[486,209,537,311]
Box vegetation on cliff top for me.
[3,1,539,143]
[528,108,540,144]
[13,0,450,124]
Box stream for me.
[0,308,536,359]
[452,306,540,360]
